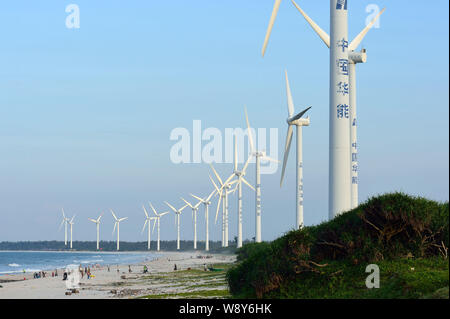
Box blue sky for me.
[0,1,448,243]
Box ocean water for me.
[0,251,159,275]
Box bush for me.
[227,192,449,298]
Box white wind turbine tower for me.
[190,190,216,251]
[142,206,157,250]
[59,208,70,246]
[181,197,203,250]
[280,70,311,229]
[290,2,385,209]
[69,215,76,249]
[148,202,169,252]
[111,210,128,251]
[244,107,279,243]
[88,213,103,250]
[228,137,255,248]
[262,0,377,219]
[209,165,237,247]
[165,202,188,250]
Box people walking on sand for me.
[107,265,110,272]
[143,265,148,273]
[128,265,132,273]
[87,266,91,279]
[174,264,177,271]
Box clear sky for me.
[0,1,448,243]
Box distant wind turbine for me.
[165,202,188,250]
[111,209,128,251]
[209,165,237,247]
[190,190,216,251]
[244,107,279,243]
[69,215,76,249]
[280,70,311,230]
[142,206,157,250]
[181,197,203,250]
[148,202,169,251]
[59,208,70,246]
[88,213,103,250]
[229,136,255,248]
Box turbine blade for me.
[214,191,223,224]
[179,204,189,213]
[349,8,386,51]
[291,0,330,48]
[242,156,252,174]
[244,106,255,154]
[61,208,66,219]
[119,217,128,222]
[206,189,216,202]
[262,0,282,57]
[58,219,65,231]
[141,219,148,234]
[165,201,177,213]
[143,205,149,218]
[280,125,294,187]
[181,197,193,208]
[241,177,255,191]
[210,164,223,186]
[209,175,221,193]
[152,219,157,232]
[290,106,312,122]
[97,213,103,222]
[149,202,158,216]
[160,212,169,217]
[285,70,295,117]
[113,222,117,235]
[110,209,118,221]
[190,194,204,203]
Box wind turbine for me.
[59,208,70,246]
[111,210,128,251]
[228,136,255,248]
[290,1,385,210]
[88,213,103,250]
[148,202,169,251]
[68,215,76,249]
[209,165,237,247]
[165,202,188,250]
[142,206,157,250]
[181,197,203,250]
[190,190,216,251]
[244,107,279,243]
[280,70,311,230]
[262,0,372,219]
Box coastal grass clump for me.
[226,192,449,299]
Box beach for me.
[0,251,236,299]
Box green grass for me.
[227,193,449,299]
[140,289,230,299]
[137,263,232,299]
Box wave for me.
[8,263,20,267]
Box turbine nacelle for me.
[287,116,310,126]
[349,50,367,64]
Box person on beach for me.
[143,265,148,273]
[107,265,110,272]
[55,269,58,277]
[87,267,91,279]
[128,265,132,273]
[174,264,177,271]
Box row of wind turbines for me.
[58,1,385,252]
[58,79,310,252]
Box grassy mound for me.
[227,192,449,298]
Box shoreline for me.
[0,251,236,299]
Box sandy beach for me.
[0,251,236,299]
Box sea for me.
[0,251,160,275]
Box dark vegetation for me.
[227,192,449,298]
